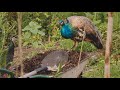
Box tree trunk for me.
[17,12,24,77]
[104,12,113,78]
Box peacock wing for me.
[67,16,103,49]
[66,16,87,41]
[83,17,103,46]
[67,16,86,29]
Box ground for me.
[11,39,120,78]
[12,46,102,78]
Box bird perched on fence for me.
[59,16,103,49]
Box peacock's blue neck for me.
[60,23,74,39]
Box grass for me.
[60,39,73,50]
[57,40,120,78]
[83,56,120,78]
[58,39,120,78]
[1,38,120,78]
[58,39,97,52]
[83,56,104,78]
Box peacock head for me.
[59,20,65,26]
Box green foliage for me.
[22,21,45,48]
[83,56,105,78]
[0,12,120,78]
[0,51,7,68]
[54,62,63,78]
[60,39,73,50]
[76,42,97,52]
[112,30,120,54]
[0,13,10,68]
[83,56,120,78]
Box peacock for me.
[59,16,103,49]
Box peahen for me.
[0,36,16,78]
[59,16,103,49]
[0,36,16,69]
[6,36,16,65]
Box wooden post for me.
[17,12,24,77]
[104,12,113,78]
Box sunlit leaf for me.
[38,31,45,36]
[23,32,31,39]
[29,28,38,34]
[23,42,29,46]
[22,26,30,31]
[32,41,39,48]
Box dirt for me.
[13,49,88,77]
[62,51,87,72]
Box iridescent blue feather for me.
[60,23,75,39]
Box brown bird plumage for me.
[64,16,103,49]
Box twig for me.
[78,30,86,66]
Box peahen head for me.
[10,36,17,45]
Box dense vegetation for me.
[0,12,120,78]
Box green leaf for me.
[44,13,50,18]
[38,41,45,48]
[38,31,45,36]
[32,41,39,48]
[36,24,42,29]
[22,26,30,31]
[94,20,101,25]
[29,21,36,27]
[30,28,38,34]
[38,41,42,45]
[23,42,29,46]
[85,12,93,19]
[23,32,31,39]
[57,62,63,73]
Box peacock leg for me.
[71,40,78,50]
